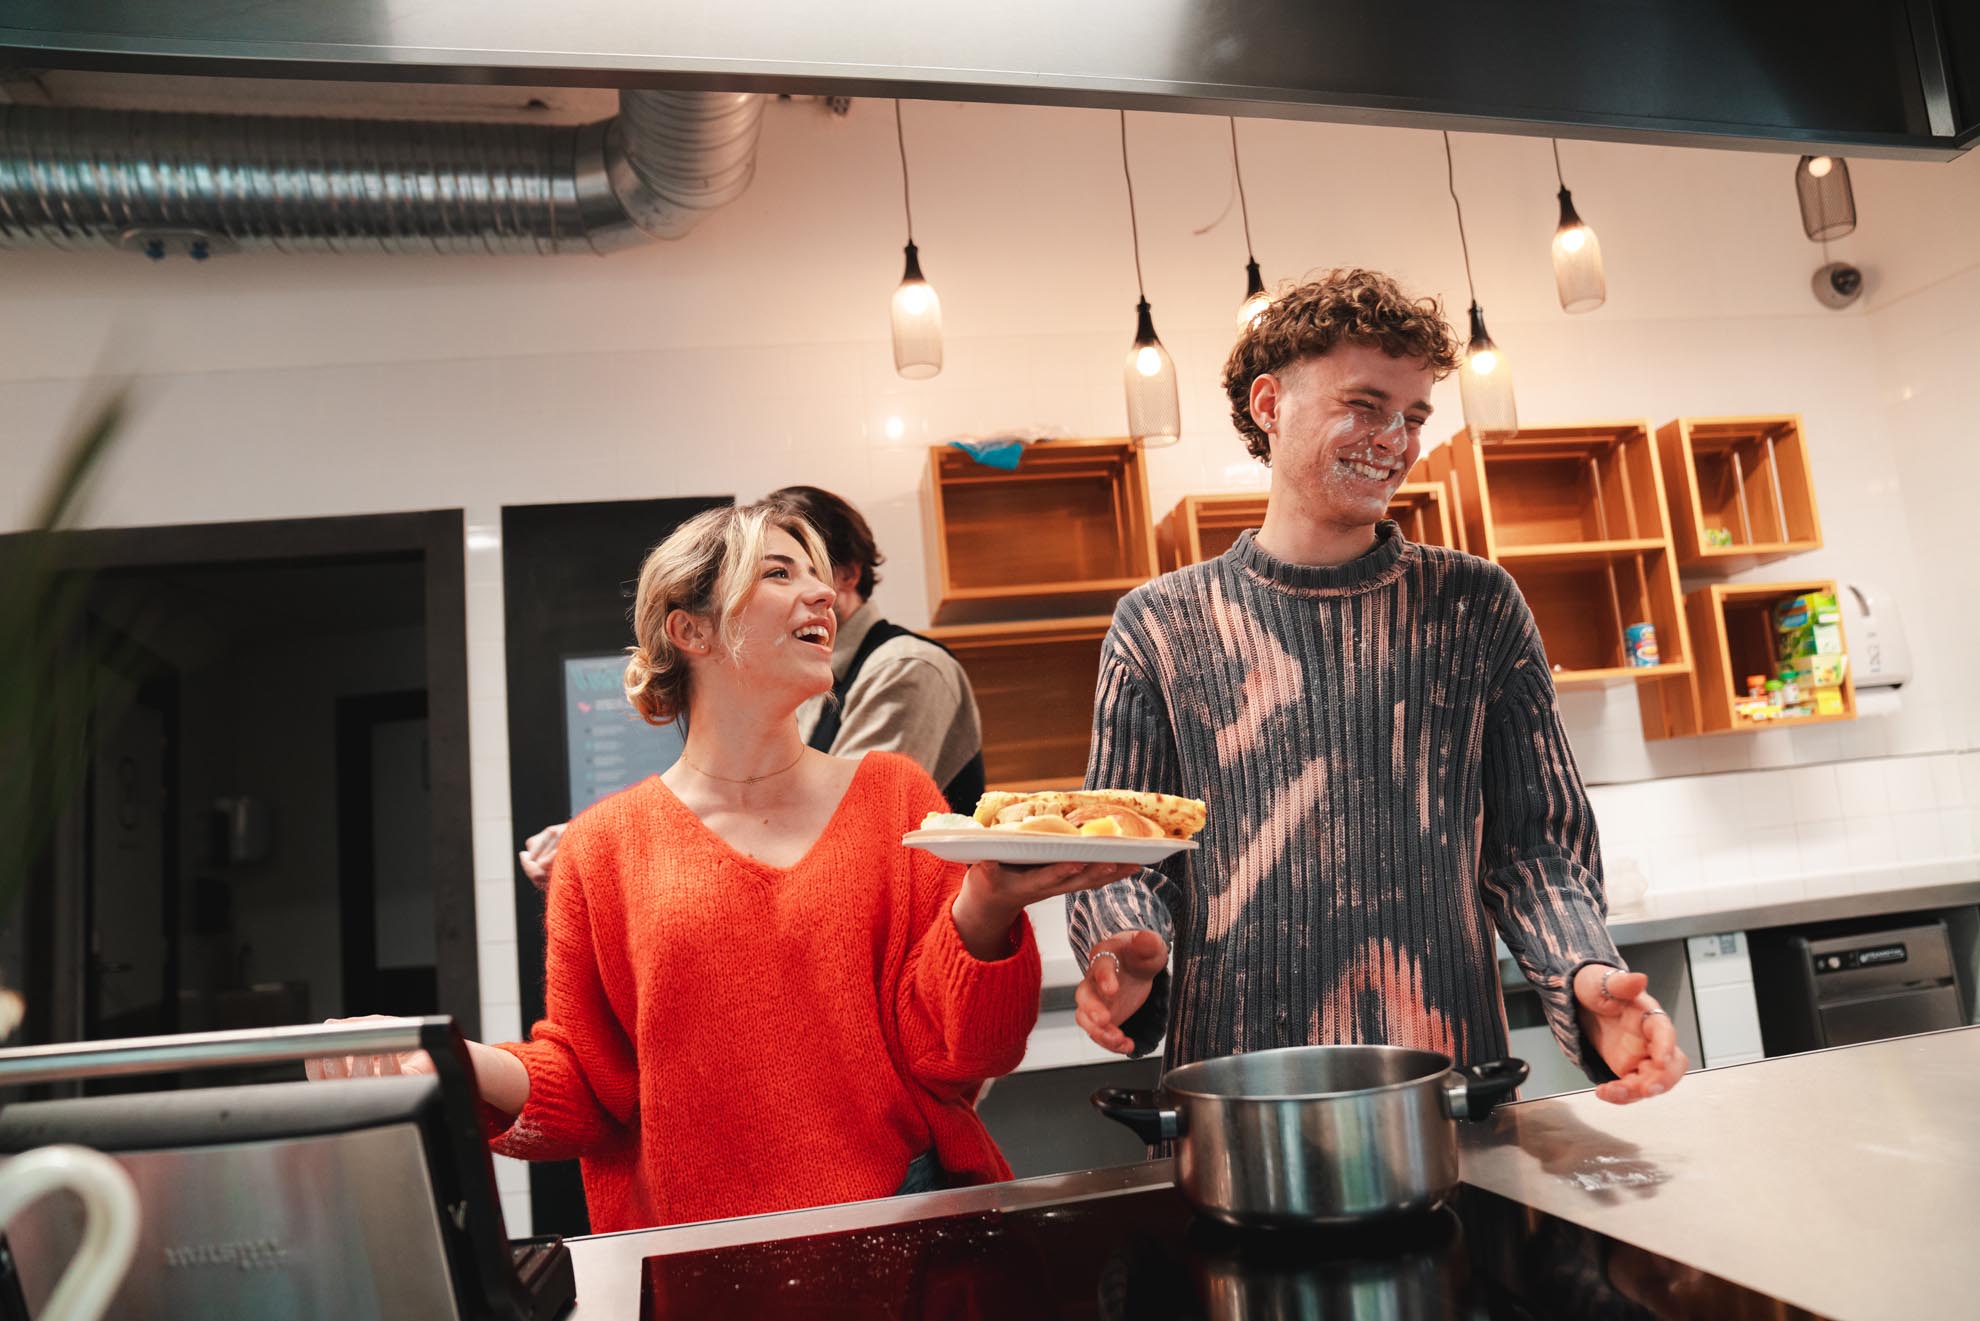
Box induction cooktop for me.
[638,1182,1815,1320]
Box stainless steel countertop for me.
[1459,1025,1980,1321]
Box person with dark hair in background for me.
[519,485,985,886]
[767,485,985,813]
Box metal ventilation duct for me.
[0,89,765,255]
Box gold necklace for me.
[680,747,806,785]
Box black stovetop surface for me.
[638,1183,1817,1320]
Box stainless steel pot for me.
[1094,1045,1526,1228]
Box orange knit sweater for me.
[485,751,1041,1231]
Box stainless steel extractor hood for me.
[0,0,1973,159]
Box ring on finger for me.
[1599,968,1621,1002]
[1089,950,1122,975]
[1642,1008,1668,1020]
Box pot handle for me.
[1091,1088,1184,1143]
[1442,1057,1529,1121]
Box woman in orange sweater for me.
[310,503,1131,1230]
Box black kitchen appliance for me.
[1750,917,1966,1056]
[0,1018,571,1320]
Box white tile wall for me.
[1510,749,1980,918]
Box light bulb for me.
[1551,187,1606,313]
[1796,155,1856,241]
[1235,257,1270,328]
[1458,302,1517,438]
[889,242,942,380]
[1124,298,1180,448]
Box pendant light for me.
[1228,118,1272,327]
[1119,111,1180,448]
[1549,139,1606,313]
[1795,155,1856,241]
[889,100,942,379]
[1444,132,1517,439]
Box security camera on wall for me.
[1811,261,1863,309]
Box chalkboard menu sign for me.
[562,653,683,815]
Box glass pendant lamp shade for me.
[1124,298,1180,448]
[890,240,942,379]
[1796,155,1855,241]
[1458,302,1517,439]
[1236,257,1271,327]
[1550,187,1606,313]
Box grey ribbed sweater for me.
[1066,523,1619,1077]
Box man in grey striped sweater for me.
[1068,269,1686,1104]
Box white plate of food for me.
[901,830,1199,867]
[903,789,1205,867]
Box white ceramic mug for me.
[0,1145,139,1321]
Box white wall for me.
[7,97,1980,1228]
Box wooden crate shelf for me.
[1502,546,1692,687]
[924,616,1111,789]
[1657,416,1822,574]
[923,438,1159,625]
[1495,538,1670,564]
[1435,421,1672,559]
[1157,481,1460,571]
[1157,492,1263,572]
[1428,421,1691,688]
[1641,580,1855,739]
[1388,482,1457,551]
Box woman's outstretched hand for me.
[302,1014,531,1118]
[949,861,1141,960]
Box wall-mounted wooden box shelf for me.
[1157,493,1262,571]
[1434,421,1673,559]
[1427,421,1691,687]
[1657,416,1822,574]
[1502,548,1692,687]
[1388,482,1457,552]
[1641,580,1855,739]
[1156,483,1460,571]
[924,616,1110,790]
[923,438,1159,625]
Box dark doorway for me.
[337,690,439,1018]
[4,512,476,1063]
[82,633,179,1051]
[502,495,729,1237]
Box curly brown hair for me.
[1223,268,1462,465]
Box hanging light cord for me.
[1551,138,1565,190]
[894,99,914,241]
[1120,110,1146,299]
[1230,117,1256,261]
[1443,131,1478,302]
